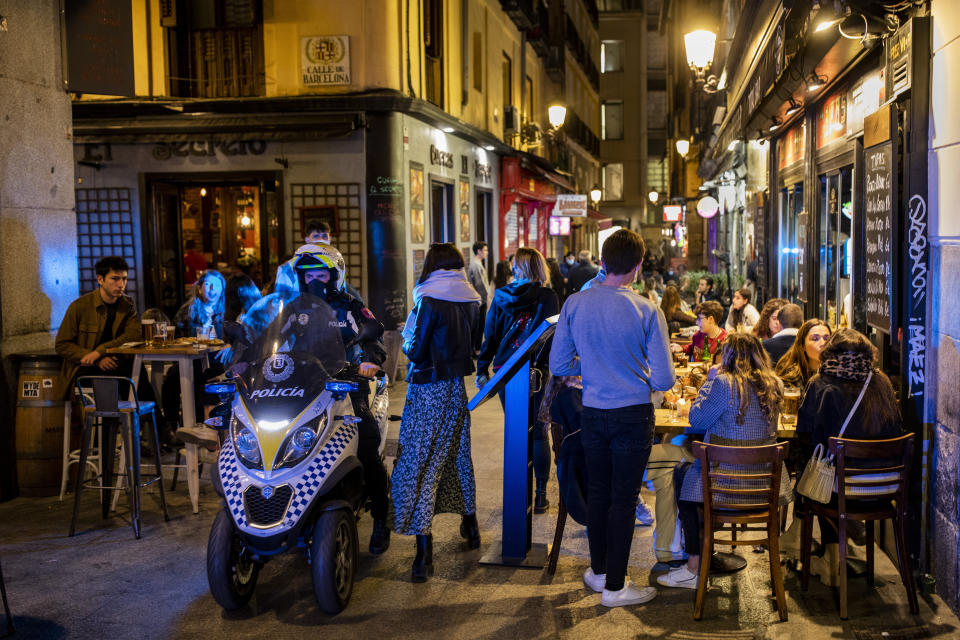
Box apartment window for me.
[472,32,482,91]
[603,164,624,201]
[502,51,513,112]
[602,101,624,140]
[601,40,624,73]
[424,0,444,107]
[167,0,264,98]
[647,91,667,130]
[647,30,666,69]
[523,75,533,122]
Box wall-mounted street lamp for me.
[648,191,660,204]
[675,139,690,159]
[684,30,717,79]
[684,29,720,93]
[548,104,567,129]
[590,184,603,206]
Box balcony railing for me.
[500,0,536,31]
[565,17,600,90]
[174,26,263,98]
[565,109,600,158]
[528,3,552,59]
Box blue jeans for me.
[581,403,654,591]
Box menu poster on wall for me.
[864,140,894,332]
[410,163,425,243]
[459,179,471,242]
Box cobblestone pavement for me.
[1,382,957,639]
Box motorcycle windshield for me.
[234,291,348,412]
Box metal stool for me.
[0,553,12,636]
[69,376,169,539]
[60,388,103,501]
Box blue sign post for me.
[468,316,557,567]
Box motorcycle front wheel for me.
[207,507,261,610]
[311,508,358,614]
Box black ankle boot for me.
[534,479,550,514]
[460,513,481,549]
[411,534,433,582]
[369,518,390,555]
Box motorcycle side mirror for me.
[344,316,384,350]
[205,380,236,395]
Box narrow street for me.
[0,382,955,640]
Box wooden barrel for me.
[14,354,65,497]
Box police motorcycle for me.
[204,289,389,614]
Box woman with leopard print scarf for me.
[794,328,903,585]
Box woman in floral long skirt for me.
[394,243,482,582]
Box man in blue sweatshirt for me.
[549,228,675,608]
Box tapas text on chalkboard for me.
[864,141,893,332]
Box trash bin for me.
[13,353,64,497]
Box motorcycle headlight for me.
[275,413,327,470]
[232,417,262,469]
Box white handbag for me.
[796,371,872,504]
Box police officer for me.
[292,246,391,554]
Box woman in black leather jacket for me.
[477,246,559,512]
[393,243,482,582]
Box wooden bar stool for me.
[69,376,169,539]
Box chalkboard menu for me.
[864,141,894,332]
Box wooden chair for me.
[693,441,789,621]
[547,420,568,575]
[800,433,918,619]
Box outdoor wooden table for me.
[106,340,224,514]
[654,408,797,439]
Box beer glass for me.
[782,388,801,424]
[142,318,156,348]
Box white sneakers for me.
[656,565,699,589]
[583,567,605,593]
[635,496,654,526]
[585,568,658,606]
[601,580,658,607]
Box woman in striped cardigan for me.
[658,332,790,589]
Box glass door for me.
[778,183,803,302]
[817,166,853,327]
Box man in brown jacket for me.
[54,257,142,400]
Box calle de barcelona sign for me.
[302,35,351,86]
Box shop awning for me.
[72,112,362,143]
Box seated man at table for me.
[762,303,802,366]
[670,301,727,365]
[55,257,142,402]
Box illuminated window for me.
[602,101,623,140]
[601,41,624,73]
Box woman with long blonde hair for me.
[658,333,789,590]
[775,318,832,388]
[478,246,558,511]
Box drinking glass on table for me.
[669,379,683,422]
[142,318,156,348]
[155,320,168,345]
[782,387,801,424]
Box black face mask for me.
[305,278,328,299]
